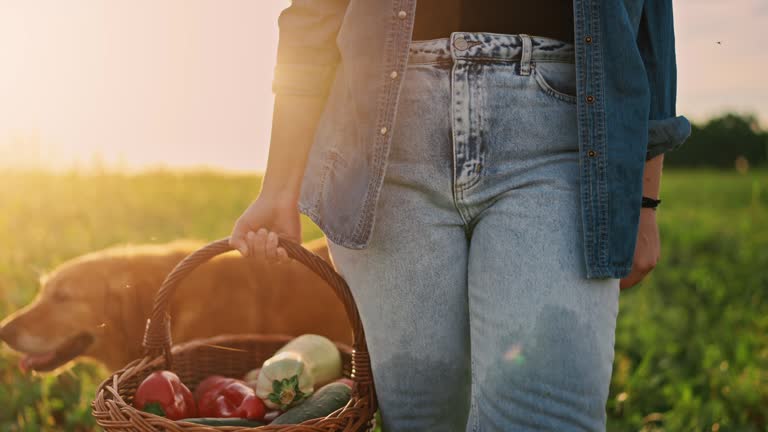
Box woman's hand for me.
[229,195,301,264]
[229,94,327,264]
[620,208,660,290]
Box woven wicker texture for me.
[91,237,377,431]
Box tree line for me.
[664,112,768,169]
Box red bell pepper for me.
[194,375,232,401]
[196,376,266,420]
[133,370,197,420]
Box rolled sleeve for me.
[638,0,692,160]
[271,0,349,96]
[646,115,692,160]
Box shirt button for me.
[398,10,407,19]
[588,150,597,157]
[380,127,388,135]
[584,35,593,44]
[586,95,595,103]
[390,70,398,79]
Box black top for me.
[412,0,575,43]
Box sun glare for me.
[0,0,290,173]
[0,0,765,173]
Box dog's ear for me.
[101,272,155,362]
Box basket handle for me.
[141,236,372,387]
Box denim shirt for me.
[272,0,692,279]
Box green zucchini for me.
[178,417,266,427]
[270,382,351,425]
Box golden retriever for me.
[0,237,351,373]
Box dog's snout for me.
[0,320,15,345]
[0,313,25,348]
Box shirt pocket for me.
[531,61,577,105]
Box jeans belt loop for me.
[519,34,533,76]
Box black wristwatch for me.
[641,196,661,210]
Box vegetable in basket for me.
[196,375,266,420]
[243,367,261,389]
[179,417,266,427]
[133,371,197,420]
[336,377,354,388]
[254,334,343,410]
[270,381,352,425]
[194,375,229,401]
[264,410,283,422]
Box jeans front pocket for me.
[531,61,577,105]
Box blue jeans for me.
[327,33,620,432]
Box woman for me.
[230,0,691,430]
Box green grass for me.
[0,168,765,431]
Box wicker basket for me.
[91,237,377,431]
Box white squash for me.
[255,334,342,410]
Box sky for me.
[0,0,766,173]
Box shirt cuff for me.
[271,63,338,96]
[646,115,693,160]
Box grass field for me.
[0,169,766,431]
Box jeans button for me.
[453,36,469,51]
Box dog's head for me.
[0,264,101,371]
[0,245,177,372]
